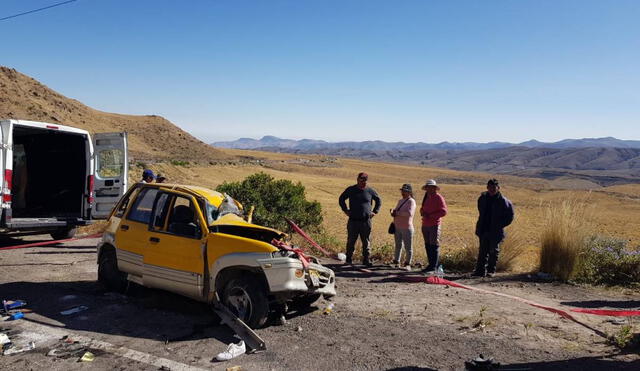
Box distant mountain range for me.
[211,136,640,186]
[212,136,640,151]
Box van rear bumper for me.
[1,217,90,231]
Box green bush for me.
[216,172,323,233]
[573,236,640,286]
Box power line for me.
[0,0,78,22]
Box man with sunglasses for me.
[339,172,382,266]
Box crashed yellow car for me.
[96,183,336,328]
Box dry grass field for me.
[135,150,640,273]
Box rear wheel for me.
[222,276,269,329]
[98,248,127,292]
[50,227,77,240]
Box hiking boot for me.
[471,271,485,278]
[421,267,435,274]
[363,261,373,268]
[389,260,399,268]
[403,265,412,272]
[486,272,495,278]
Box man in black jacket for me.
[473,179,514,277]
[339,172,382,266]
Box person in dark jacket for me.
[473,179,514,277]
[339,172,382,266]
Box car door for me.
[143,190,208,300]
[92,132,128,219]
[114,186,156,279]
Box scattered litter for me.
[60,305,89,316]
[607,318,627,325]
[79,351,95,362]
[275,314,287,326]
[215,340,246,361]
[536,272,553,280]
[323,303,335,315]
[336,253,347,262]
[2,300,27,312]
[465,354,501,370]
[3,341,35,356]
[0,333,10,345]
[459,324,486,335]
[47,342,87,358]
[8,312,24,321]
[226,366,243,371]
[295,326,303,332]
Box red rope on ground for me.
[0,233,103,251]
[417,276,640,318]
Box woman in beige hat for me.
[419,179,448,273]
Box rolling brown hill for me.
[0,66,230,162]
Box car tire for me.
[98,248,127,292]
[290,293,322,310]
[222,276,269,329]
[50,227,77,240]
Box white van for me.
[0,119,128,239]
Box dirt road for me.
[1,235,639,370]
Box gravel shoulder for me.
[1,236,639,370]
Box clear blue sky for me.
[3,0,639,143]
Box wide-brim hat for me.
[400,183,413,193]
[421,179,439,190]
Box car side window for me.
[127,188,158,224]
[166,196,200,238]
[114,188,139,218]
[151,193,171,230]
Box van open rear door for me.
[93,132,128,219]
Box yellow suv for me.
[96,183,336,328]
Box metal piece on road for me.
[212,294,266,353]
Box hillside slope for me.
[0,66,229,161]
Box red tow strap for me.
[285,218,337,259]
[419,276,640,318]
[0,233,103,251]
[271,238,311,269]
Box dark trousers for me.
[421,225,441,270]
[475,236,501,274]
[346,219,372,263]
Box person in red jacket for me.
[419,179,448,273]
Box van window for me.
[97,149,124,178]
[127,188,158,224]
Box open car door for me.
[92,132,128,219]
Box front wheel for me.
[98,248,127,292]
[222,277,269,329]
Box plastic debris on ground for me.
[60,305,89,316]
[464,354,501,371]
[7,312,24,321]
[323,303,335,315]
[2,300,27,312]
[3,341,35,356]
[215,340,246,361]
[0,333,10,345]
[79,351,95,362]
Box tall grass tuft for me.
[496,229,527,272]
[539,198,591,281]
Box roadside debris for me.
[465,354,501,370]
[79,351,95,362]
[3,341,35,356]
[215,340,246,362]
[2,300,27,312]
[226,366,243,371]
[337,253,347,262]
[60,305,89,316]
[7,312,24,321]
[295,326,303,332]
[323,303,335,315]
[0,333,10,345]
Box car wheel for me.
[222,277,269,329]
[98,248,127,292]
[290,293,322,310]
[50,227,77,240]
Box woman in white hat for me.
[419,179,448,273]
[390,184,416,270]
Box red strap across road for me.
[0,233,103,251]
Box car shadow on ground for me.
[0,280,238,344]
[502,356,640,370]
